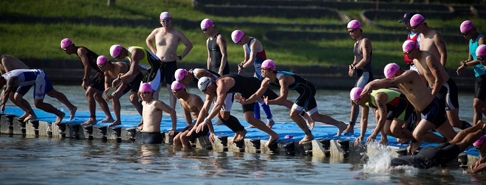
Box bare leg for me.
[450,120,485,144]
[344,101,359,134]
[46,89,77,120]
[446,109,464,129]
[34,99,65,125]
[390,119,414,141]
[110,95,122,127]
[413,119,450,144]
[92,87,114,122]
[11,93,36,121]
[310,111,347,136]
[473,98,484,126]
[289,109,313,144]
[435,120,458,140]
[129,92,143,116]
[244,111,279,147]
[166,84,176,110]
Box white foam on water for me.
[363,141,418,175]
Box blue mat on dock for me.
[2,106,480,156]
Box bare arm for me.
[361,71,416,96]
[122,50,141,80]
[206,39,211,70]
[182,105,193,126]
[146,29,158,54]
[241,41,258,69]
[242,78,270,104]
[195,94,213,126]
[154,100,177,131]
[370,93,388,138]
[177,30,193,59]
[358,105,370,140]
[434,33,447,67]
[205,82,227,122]
[77,48,91,82]
[268,77,290,105]
[217,35,228,76]
[426,56,444,96]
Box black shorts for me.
[420,98,447,128]
[160,61,177,85]
[89,72,105,91]
[140,132,162,144]
[294,82,317,112]
[475,74,486,101]
[436,78,459,111]
[122,72,144,94]
[386,94,414,121]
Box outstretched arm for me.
[155,100,177,131]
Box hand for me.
[354,136,364,146]
[105,93,114,101]
[103,89,110,98]
[348,65,355,77]
[379,137,389,145]
[360,83,373,97]
[81,80,88,90]
[366,134,376,143]
[263,96,269,105]
[112,78,120,88]
[237,64,244,74]
[168,130,175,136]
[186,127,195,137]
[456,65,465,76]
[209,132,216,142]
[262,77,271,87]
[234,94,245,104]
[196,122,206,132]
[0,103,5,114]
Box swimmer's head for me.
[349,87,363,101]
[474,135,486,149]
[261,59,276,71]
[231,30,245,44]
[109,44,123,58]
[139,83,153,93]
[402,40,419,53]
[460,20,474,34]
[198,76,212,92]
[160,11,171,20]
[60,38,73,51]
[476,45,486,59]
[410,14,425,28]
[200,18,214,30]
[398,12,416,23]
[347,20,361,29]
[384,63,401,78]
[96,55,109,66]
[171,81,185,92]
[174,68,189,82]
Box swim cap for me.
[402,40,418,53]
[347,20,361,29]
[200,18,214,29]
[96,55,109,65]
[410,14,425,27]
[349,87,363,101]
[140,83,153,93]
[460,20,474,34]
[198,76,212,91]
[60,38,73,49]
[231,30,245,44]
[476,45,486,57]
[473,135,486,148]
[398,12,416,23]
[384,63,401,78]
[110,44,123,58]
[171,81,185,91]
[160,11,171,20]
[174,68,189,81]
[262,59,276,71]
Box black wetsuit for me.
[391,142,461,169]
[208,33,230,75]
[225,74,278,112]
[77,46,105,91]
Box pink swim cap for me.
[349,87,363,101]
[231,30,245,44]
[473,135,486,148]
[476,45,486,58]
[140,83,153,93]
[384,63,401,78]
[160,11,171,20]
[200,18,214,30]
[262,59,276,71]
[110,44,123,58]
[402,40,418,53]
[96,55,109,65]
[410,14,425,27]
[347,20,361,29]
[174,68,189,81]
[60,38,73,49]
[171,81,185,91]
[460,20,474,34]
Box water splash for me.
[363,141,418,175]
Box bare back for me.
[152,28,182,62]
[397,70,435,111]
[141,100,163,132]
[106,62,129,79]
[413,52,449,88]
[0,55,29,74]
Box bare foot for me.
[335,122,348,137]
[23,114,38,122]
[100,117,114,123]
[407,141,420,155]
[342,123,354,135]
[237,129,247,142]
[265,134,280,147]
[299,134,314,145]
[54,112,66,125]
[230,132,240,143]
[18,113,29,121]
[82,118,97,126]
[267,120,275,129]
[109,120,121,127]
[69,106,77,121]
